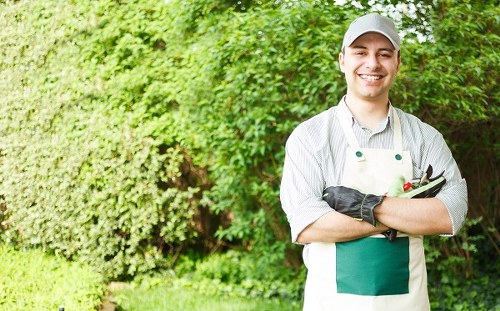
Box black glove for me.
[322,186,384,226]
[382,167,447,241]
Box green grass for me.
[0,244,105,311]
[112,283,302,311]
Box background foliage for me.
[0,244,104,310]
[0,0,498,308]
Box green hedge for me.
[0,0,203,279]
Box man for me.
[280,13,468,310]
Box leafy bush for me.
[0,244,104,310]
[0,0,208,279]
[172,250,305,301]
[428,260,500,311]
[425,218,500,310]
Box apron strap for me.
[392,107,403,153]
[337,104,361,149]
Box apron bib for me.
[303,104,430,311]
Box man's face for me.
[338,32,400,102]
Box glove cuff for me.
[361,194,384,226]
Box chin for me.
[360,93,387,101]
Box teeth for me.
[360,74,382,81]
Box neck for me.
[344,94,390,130]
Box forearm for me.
[297,210,389,244]
[374,197,452,235]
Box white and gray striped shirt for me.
[280,98,468,242]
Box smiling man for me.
[280,13,468,310]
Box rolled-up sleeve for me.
[437,178,468,235]
[280,125,333,243]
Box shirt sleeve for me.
[279,125,333,243]
[421,131,468,236]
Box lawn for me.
[112,282,302,311]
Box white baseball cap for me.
[342,13,400,51]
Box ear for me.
[396,51,401,72]
[338,52,345,73]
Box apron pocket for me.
[336,236,410,296]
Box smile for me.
[359,74,383,81]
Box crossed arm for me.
[296,197,452,244]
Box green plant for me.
[428,262,500,311]
[0,0,209,279]
[0,244,104,310]
[425,217,500,310]
[172,250,305,301]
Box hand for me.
[383,167,447,241]
[322,186,384,226]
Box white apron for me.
[302,105,430,311]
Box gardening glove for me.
[382,165,446,241]
[322,186,384,226]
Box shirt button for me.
[356,151,363,158]
[395,154,402,160]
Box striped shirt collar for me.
[339,96,394,132]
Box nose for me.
[364,54,381,70]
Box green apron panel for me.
[336,236,410,296]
